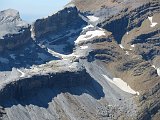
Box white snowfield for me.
[102,74,139,95]
[87,15,99,22]
[17,69,26,78]
[148,16,158,27]
[75,30,106,44]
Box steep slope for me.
[0,0,160,120]
[0,9,31,52]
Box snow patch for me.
[102,74,139,95]
[17,69,26,78]
[87,16,99,22]
[148,16,158,27]
[80,46,88,50]
[152,65,156,69]
[125,51,129,55]
[131,44,135,48]
[157,68,160,76]
[30,26,35,40]
[75,30,105,44]
[47,48,79,60]
[119,44,124,49]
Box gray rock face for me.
[0,9,31,52]
[0,0,160,120]
[97,1,160,43]
[33,6,87,38]
[0,68,95,104]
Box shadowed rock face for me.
[33,6,87,38]
[0,9,31,52]
[97,1,160,44]
[0,69,104,106]
[0,0,160,120]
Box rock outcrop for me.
[0,9,31,52]
[0,67,94,103]
[33,6,87,38]
[0,0,160,120]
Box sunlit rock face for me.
[0,0,160,120]
[0,9,31,52]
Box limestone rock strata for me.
[0,67,93,104]
[33,6,87,38]
[0,0,160,120]
[0,9,31,52]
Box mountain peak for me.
[0,9,21,23]
[0,1,160,120]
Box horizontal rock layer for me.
[0,69,93,104]
[0,0,160,120]
[33,6,87,38]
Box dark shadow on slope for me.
[33,6,88,55]
[0,25,86,71]
[98,15,129,44]
[0,40,59,71]
[0,70,105,108]
[36,23,87,55]
[0,6,88,71]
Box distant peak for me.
[0,9,19,17]
[0,9,21,23]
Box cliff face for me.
[0,9,31,52]
[33,6,87,38]
[0,0,160,120]
[98,1,160,62]
[0,68,94,103]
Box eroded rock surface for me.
[0,9,31,52]
[0,0,159,120]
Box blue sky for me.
[0,0,71,22]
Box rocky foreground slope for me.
[0,0,160,120]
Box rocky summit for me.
[0,0,160,120]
